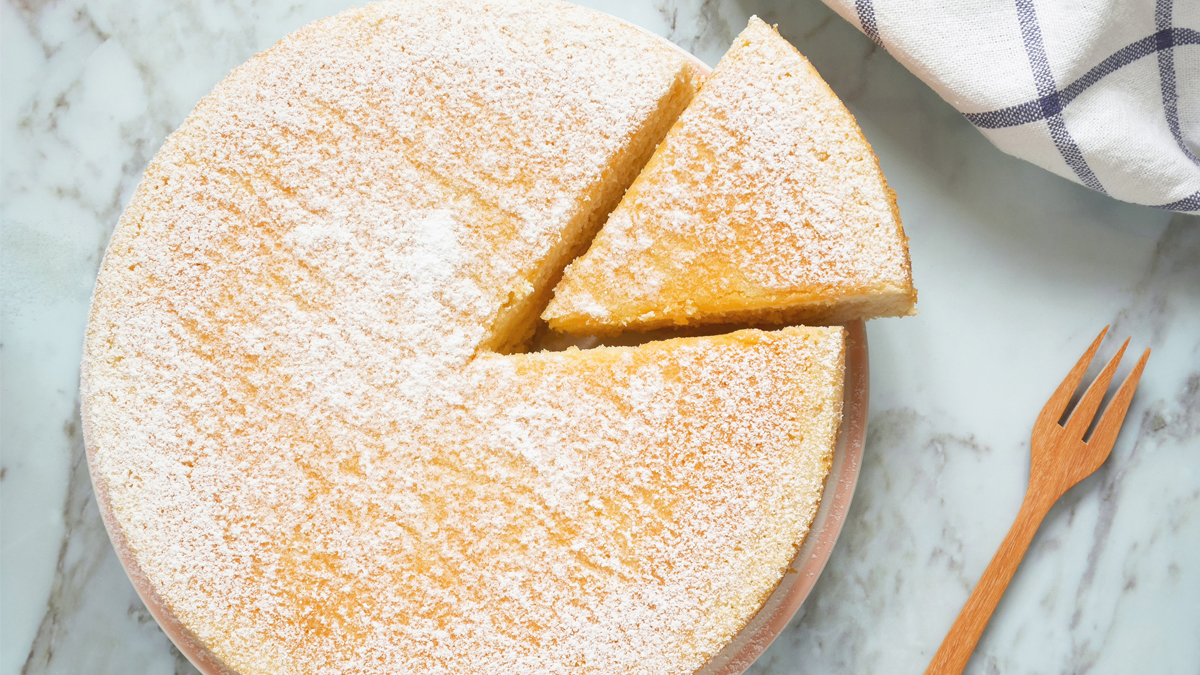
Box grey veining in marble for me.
[2,0,1197,673]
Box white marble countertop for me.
[2,0,1197,673]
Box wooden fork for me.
[925,327,1150,675]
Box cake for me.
[81,3,853,674]
[544,17,916,335]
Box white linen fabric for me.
[821,0,1200,212]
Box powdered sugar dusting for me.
[546,17,915,330]
[447,329,844,673]
[81,4,844,675]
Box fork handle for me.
[924,490,1054,675]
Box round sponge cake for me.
[81,2,846,673]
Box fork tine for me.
[1063,338,1128,439]
[1036,327,1108,431]
[1086,348,1150,453]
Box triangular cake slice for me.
[544,17,916,335]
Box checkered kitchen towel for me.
[822,0,1200,213]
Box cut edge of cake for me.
[487,60,703,354]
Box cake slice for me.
[544,17,916,335]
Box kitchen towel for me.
[821,0,1200,213]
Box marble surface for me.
[2,0,1197,673]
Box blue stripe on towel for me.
[855,0,884,47]
[1013,0,1106,193]
[1154,190,1200,212]
[965,29,1200,129]
[1157,0,1200,167]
